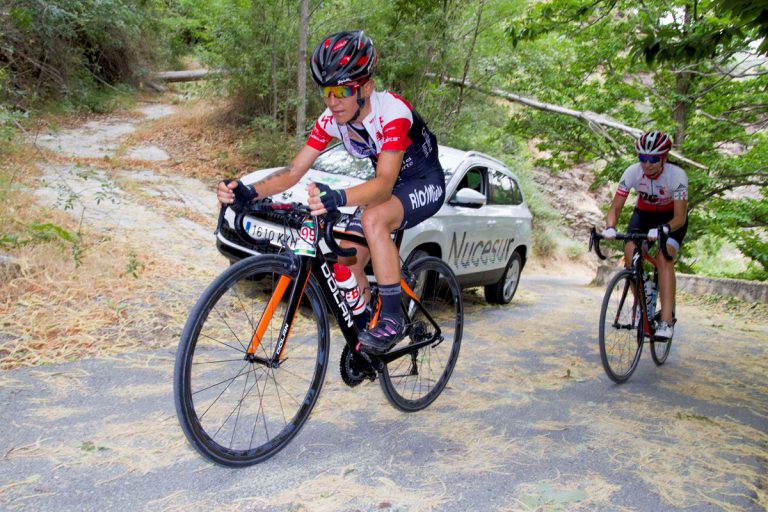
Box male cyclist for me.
[217,30,445,354]
[602,130,688,339]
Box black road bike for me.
[590,228,675,383]
[174,201,463,466]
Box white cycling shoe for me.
[654,321,674,340]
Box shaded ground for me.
[0,100,766,511]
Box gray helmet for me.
[310,31,377,86]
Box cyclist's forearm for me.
[605,194,626,228]
[251,166,300,197]
[251,145,319,198]
[605,204,621,228]
[667,200,688,232]
[345,176,397,206]
[345,150,402,206]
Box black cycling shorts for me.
[346,170,445,235]
[627,208,688,251]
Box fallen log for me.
[150,69,225,83]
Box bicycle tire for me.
[650,311,673,365]
[599,270,643,383]
[379,256,463,411]
[174,254,330,466]
[650,337,671,365]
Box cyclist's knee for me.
[361,206,400,234]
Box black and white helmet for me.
[310,31,377,86]
[635,130,672,156]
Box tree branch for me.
[427,73,709,169]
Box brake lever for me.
[214,204,227,235]
[589,227,607,260]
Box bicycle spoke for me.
[380,257,462,411]
[174,255,329,466]
[599,271,643,383]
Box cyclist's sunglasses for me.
[320,81,366,99]
[638,154,662,164]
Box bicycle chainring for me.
[340,344,375,387]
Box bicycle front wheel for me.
[599,270,643,383]
[380,256,463,412]
[174,255,330,466]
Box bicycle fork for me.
[245,260,312,367]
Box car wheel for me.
[484,252,522,305]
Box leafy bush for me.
[0,0,168,111]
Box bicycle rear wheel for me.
[379,256,463,411]
[174,255,330,466]
[599,270,643,383]
[651,313,673,365]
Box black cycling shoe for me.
[358,316,405,355]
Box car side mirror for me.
[449,187,486,208]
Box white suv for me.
[216,143,532,304]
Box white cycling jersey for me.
[617,162,688,213]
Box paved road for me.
[1,273,766,512]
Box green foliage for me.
[3,0,763,278]
[713,0,768,54]
[0,0,170,111]
[126,250,144,278]
[0,103,26,151]
[502,0,767,277]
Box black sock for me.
[378,283,401,323]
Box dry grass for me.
[5,412,192,474]
[501,473,624,511]
[27,95,256,184]
[0,238,179,369]
[120,98,254,181]
[1,100,234,369]
[574,394,768,511]
[0,154,196,369]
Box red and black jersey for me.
[307,90,442,180]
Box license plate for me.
[244,216,297,245]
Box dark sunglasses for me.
[638,154,662,164]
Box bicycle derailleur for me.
[339,344,377,387]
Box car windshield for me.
[313,143,460,179]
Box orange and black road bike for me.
[174,200,463,466]
[589,228,675,383]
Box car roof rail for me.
[464,151,507,168]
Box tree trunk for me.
[296,0,309,138]
[457,0,485,116]
[673,71,692,147]
[672,4,695,148]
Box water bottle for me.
[645,276,656,320]
[333,263,365,317]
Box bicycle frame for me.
[240,207,443,371]
[623,247,658,337]
[590,227,665,339]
